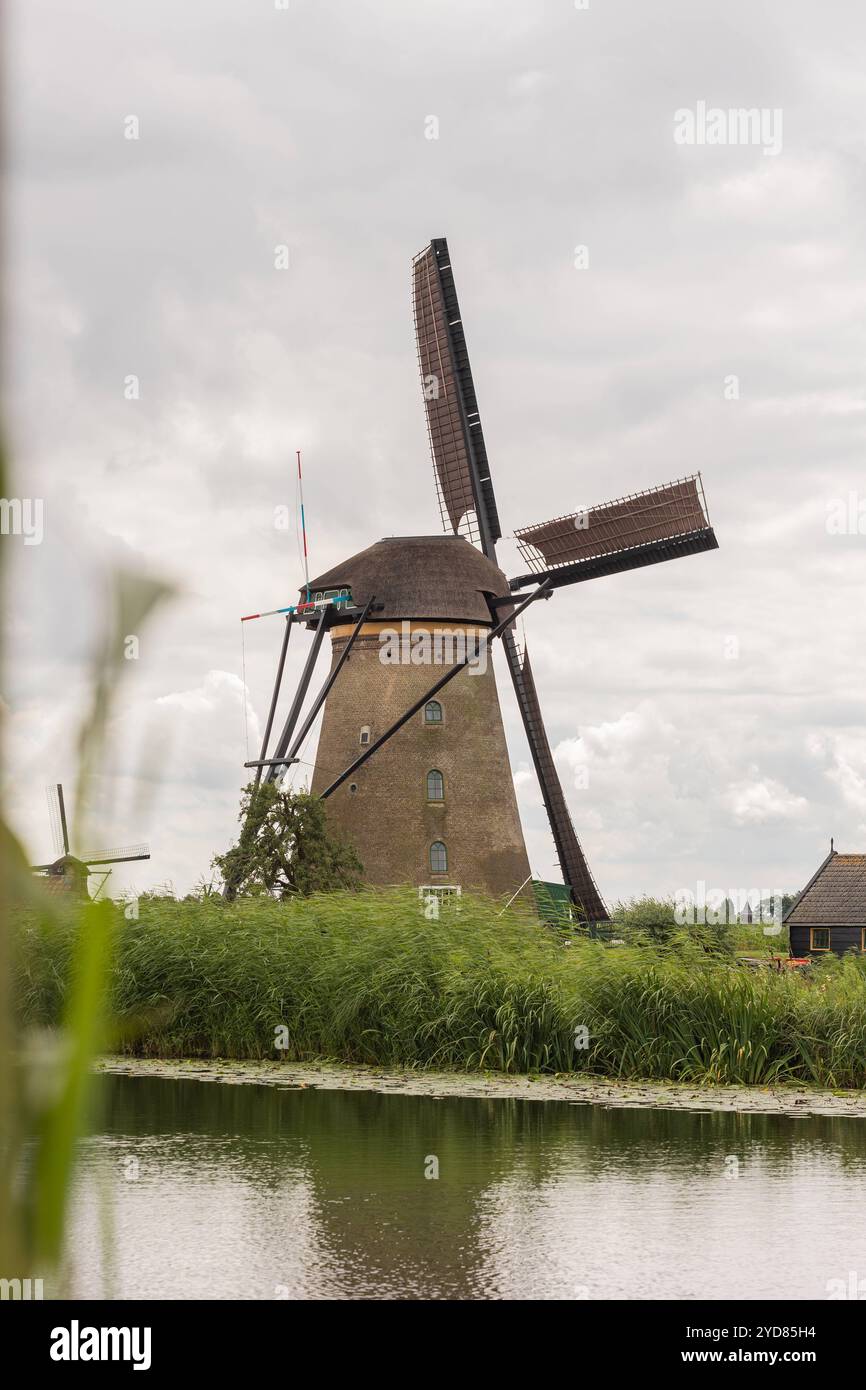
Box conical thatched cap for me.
[304,535,507,624]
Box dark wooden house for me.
[784,849,866,957]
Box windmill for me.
[234,239,718,920]
[31,783,151,898]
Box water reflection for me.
[63,1076,866,1300]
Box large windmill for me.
[236,239,718,919]
[31,783,150,898]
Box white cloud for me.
[725,773,808,826]
[808,731,866,820]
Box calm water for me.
[63,1074,866,1300]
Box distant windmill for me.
[31,783,150,898]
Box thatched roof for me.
[304,535,508,623]
[784,851,866,926]
[35,856,91,899]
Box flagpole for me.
[297,448,310,604]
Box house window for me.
[359,726,371,746]
[426,769,444,801]
[810,927,831,952]
[430,841,448,873]
[424,700,443,724]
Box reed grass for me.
[0,479,173,1286]
[13,890,866,1088]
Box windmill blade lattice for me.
[512,474,716,585]
[46,786,64,857]
[46,783,69,857]
[412,239,501,554]
[413,239,615,922]
[79,844,151,866]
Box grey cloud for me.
[5,0,866,898]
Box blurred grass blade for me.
[32,900,115,1264]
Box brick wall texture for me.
[310,621,532,899]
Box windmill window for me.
[424,700,443,724]
[419,885,462,915]
[359,726,371,746]
[810,927,831,952]
[426,770,444,802]
[430,841,448,873]
[418,885,462,902]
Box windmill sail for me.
[33,778,151,889]
[414,238,608,920]
[511,475,717,590]
[46,783,69,857]
[79,844,150,865]
[412,239,501,553]
[500,627,609,923]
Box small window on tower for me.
[424,700,443,724]
[430,841,448,873]
[359,726,371,746]
[427,770,444,801]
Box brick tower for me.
[306,535,531,899]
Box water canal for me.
[62,1074,866,1300]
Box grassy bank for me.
[14,890,866,1087]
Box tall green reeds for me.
[12,891,866,1088]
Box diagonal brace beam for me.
[284,596,374,766]
[253,614,293,789]
[265,612,328,783]
[319,581,550,800]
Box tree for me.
[214,783,363,900]
[612,896,735,956]
[612,896,679,942]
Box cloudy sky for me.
[4,0,866,905]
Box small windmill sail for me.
[46,781,70,857]
[31,783,150,880]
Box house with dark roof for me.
[784,849,866,957]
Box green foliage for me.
[611,896,736,956]
[13,892,866,1087]
[215,782,363,900]
[610,894,798,955]
[612,896,679,941]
